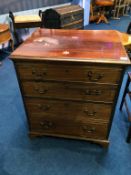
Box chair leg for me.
[9,39,14,51]
[120,76,130,110]
[97,14,109,24]
[126,124,131,143]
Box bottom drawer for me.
[30,117,108,140]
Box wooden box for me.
[43,5,84,29]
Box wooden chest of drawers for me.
[11,29,130,147]
[43,5,84,29]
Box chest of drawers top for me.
[11,29,130,65]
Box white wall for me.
[72,0,91,26]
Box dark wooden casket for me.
[43,5,84,29]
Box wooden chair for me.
[0,23,14,51]
[89,1,99,22]
[95,0,114,24]
[127,22,131,34]
[0,23,14,65]
[9,11,42,44]
[120,72,131,143]
[126,22,131,58]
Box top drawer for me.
[15,62,122,84]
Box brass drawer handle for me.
[40,121,53,129]
[87,71,104,82]
[85,90,102,96]
[37,104,51,111]
[39,89,48,94]
[84,110,96,116]
[35,88,48,94]
[82,126,96,133]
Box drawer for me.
[22,81,118,102]
[30,117,108,140]
[25,98,112,122]
[16,63,122,84]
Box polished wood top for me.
[11,29,130,65]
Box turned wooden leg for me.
[97,14,109,24]
[95,140,109,148]
[89,139,110,148]
[102,15,109,23]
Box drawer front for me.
[61,12,83,26]
[22,82,118,102]
[16,63,122,84]
[30,117,108,140]
[25,98,112,122]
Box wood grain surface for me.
[11,29,130,65]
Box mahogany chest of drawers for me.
[43,5,84,29]
[11,29,130,147]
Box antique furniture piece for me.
[120,72,131,143]
[9,11,42,43]
[89,2,99,22]
[117,31,131,47]
[126,22,131,58]
[127,22,131,34]
[0,23,14,50]
[95,0,114,23]
[116,27,131,58]
[42,5,84,29]
[11,29,130,147]
[0,23,14,64]
[112,0,129,19]
[123,0,130,16]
